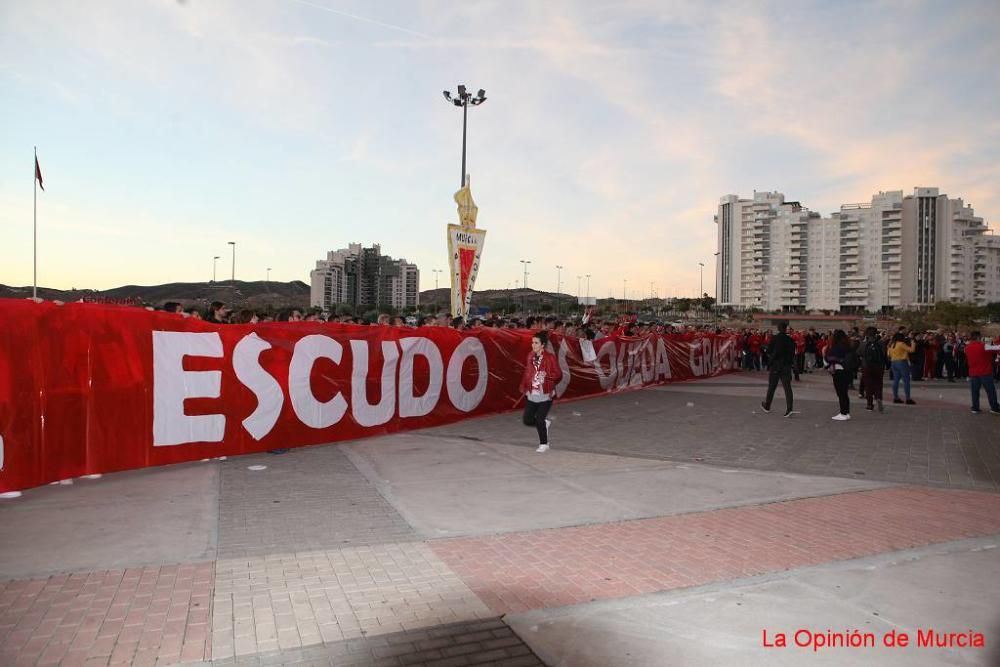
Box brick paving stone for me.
[0,563,214,666]
[431,486,1000,614]
[213,542,491,659]
[217,447,417,561]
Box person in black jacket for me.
[859,327,887,413]
[826,330,853,420]
[760,321,798,417]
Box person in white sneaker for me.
[518,330,562,452]
[760,321,797,417]
[825,330,853,420]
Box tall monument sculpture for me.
[447,175,487,319]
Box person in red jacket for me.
[749,331,763,371]
[519,330,563,452]
[964,331,1000,414]
[791,328,805,381]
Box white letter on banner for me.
[655,338,672,380]
[640,339,655,383]
[350,340,399,427]
[153,331,225,446]
[555,341,571,397]
[703,339,717,375]
[398,337,444,418]
[233,333,283,440]
[629,343,645,387]
[616,343,633,389]
[689,339,705,377]
[289,334,348,429]
[446,337,488,412]
[593,341,617,390]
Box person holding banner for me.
[519,330,562,453]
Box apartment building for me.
[310,243,420,312]
[715,188,1000,312]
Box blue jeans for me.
[970,375,999,411]
[891,360,911,400]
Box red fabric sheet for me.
[0,301,738,492]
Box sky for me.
[1,0,998,300]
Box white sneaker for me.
[831,413,851,421]
[536,444,550,453]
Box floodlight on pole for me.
[213,256,220,283]
[432,268,442,290]
[228,241,236,281]
[442,84,487,188]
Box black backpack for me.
[862,340,883,367]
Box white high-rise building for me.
[310,244,358,311]
[715,188,1000,312]
[310,243,419,312]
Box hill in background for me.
[2,281,605,315]
[0,280,310,310]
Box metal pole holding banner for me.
[33,147,38,300]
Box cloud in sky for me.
[0,0,997,298]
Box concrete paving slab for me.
[216,446,417,559]
[507,537,1000,666]
[344,434,886,539]
[421,375,1000,490]
[0,462,218,580]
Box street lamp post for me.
[228,241,236,281]
[555,265,563,315]
[442,85,487,188]
[213,256,220,283]
[585,274,591,299]
[698,262,704,300]
[713,251,720,323]
[432,269,442,290]
[266,267,271,283]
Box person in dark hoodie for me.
[826,330,852,421]
[859,327,887,413]
[760,321,798,417]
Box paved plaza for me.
[1,372,999,666]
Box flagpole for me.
[33,146,37,300]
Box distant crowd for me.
[159,301,730,340]
[734,325,1000,382]
[747,324,1000,419]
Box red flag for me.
[35,156,44,191]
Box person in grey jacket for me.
[761,321,798,417]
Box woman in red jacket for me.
[519,330,563,452]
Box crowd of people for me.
[747,324,1000,420]
[27,297,1000,452]
[162,302,1000,422]
[158,301,733,455]
[159,301,728,340]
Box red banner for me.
[0,301,738,492]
